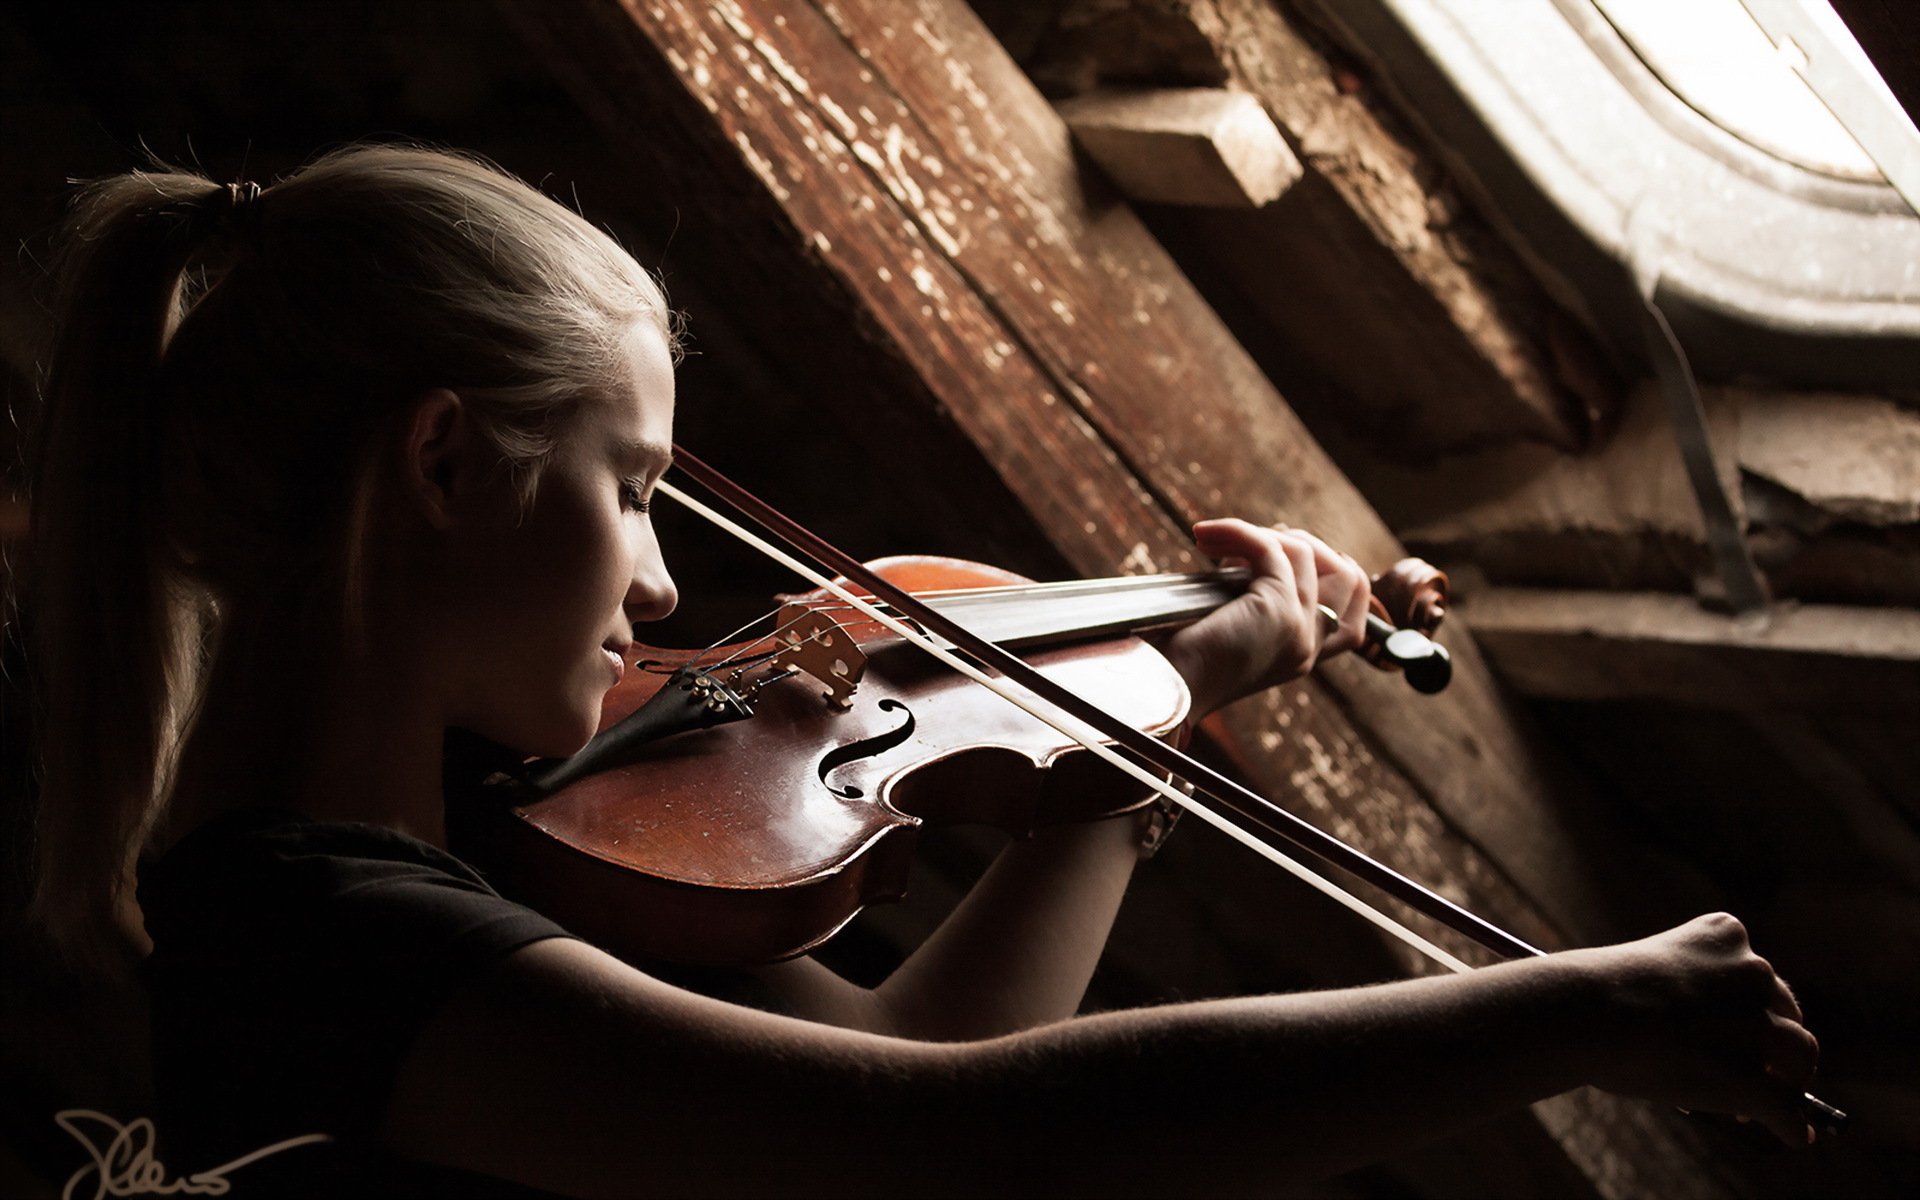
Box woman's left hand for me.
[1158,519,1372,722]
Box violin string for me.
[801,570,1247,617]
[691,607,803,674]
[802,574,1249,644]
[656,477,1472,975]
[806,568,1253,607]
[677,604,855,680]
[696,607,785,662]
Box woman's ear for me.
[400,388,484,530]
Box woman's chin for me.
[521,709,603,761]
[564,714,603,756]
[478,684,603,761]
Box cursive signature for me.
[57,1109,332,1199]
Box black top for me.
[136,805,578,1198]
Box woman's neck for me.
[162,616,450,852]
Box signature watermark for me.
[57,1109,331,1199]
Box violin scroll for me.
[1370,559,1449,633]
[1355,558,1452,694]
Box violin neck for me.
[909,567,1253,650]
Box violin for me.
[485,552,1450,966]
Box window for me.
[1302,0,1920,388]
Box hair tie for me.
[204,179,265,239]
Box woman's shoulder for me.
[138,802,570,965]
[144,803,488,887]
[136,803,580,1192]
[139,805,494,942]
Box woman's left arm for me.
[755,808,1149,1038]
[757,520,1373,1040]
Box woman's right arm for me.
[379,913,1817,1199]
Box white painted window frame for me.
[1301,0,1920,390]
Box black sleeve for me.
[139,808,579,1170]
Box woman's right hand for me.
[1570,913,1820,1147]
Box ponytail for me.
[18,145,676,969]
[23,171,235,965]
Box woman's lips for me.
[603,646,625,683]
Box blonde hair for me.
[17,143,676,963]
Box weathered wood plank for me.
[1463,586,1920,712]
[1202,686,1564,972]
[1739,389,1920,526]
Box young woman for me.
[20,144,1819,1198]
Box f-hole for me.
[817,700,916,798]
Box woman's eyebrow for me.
[615,439,674,473]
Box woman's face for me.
[437,321,678,757]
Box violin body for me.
[499,556,1190,965]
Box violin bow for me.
[661,444,1847,1136]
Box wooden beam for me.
[1461,587,1920,711]
[1056,87,1301,208]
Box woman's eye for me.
[620,480,651,514]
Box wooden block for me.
[1462,586,1920,711]
[1057,87,1301,208]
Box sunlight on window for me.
[1595,0,1879,181]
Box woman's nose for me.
[626,566,677,623]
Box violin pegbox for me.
[770,604,867,710]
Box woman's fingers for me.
[1737,1004,1821,1147]
[1589,914,1828,1151]
[1750,1089,1817,1149]
[1268,525,1370,661]
[1279,533,1320,639]
[1185,518,1374,689]
[1768,971,1804,1024]
[1287,529,1370,658]
[1194,519,1297,596]
[1195,518,1318,643]
[1764,1013,1820,1087]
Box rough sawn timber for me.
[498,1,1729,1193]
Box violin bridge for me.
[770,604,867,709]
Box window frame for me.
[1300,0,1920,390]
